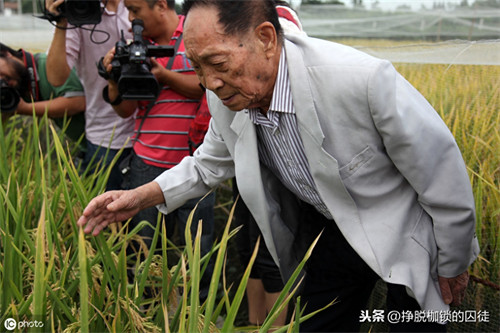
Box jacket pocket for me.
[410,209,436,255]
[411,209,439,279]
[339,146,374,180]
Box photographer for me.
[100,0,215,301]
[0,43,85,145]
[44,0,135,190]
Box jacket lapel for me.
[230,112,280,265]
[284,38,382,276]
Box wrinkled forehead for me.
[184,5,220,37]
[183,6,231,59]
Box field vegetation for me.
[394,63,499,285]
[0,55,498,331]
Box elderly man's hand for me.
[77,182,165,236]
[438,271,469,306]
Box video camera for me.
[97,19,174,101]
[39,0,102,26]
[0,79,20,113]
[58,0,102,26]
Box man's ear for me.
[156,0,168,12]
[255,22,278,59]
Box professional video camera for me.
[0,79,20,113]
[39,0,101,26]
[58,0,102,26]
[97,19,174,101]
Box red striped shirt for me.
[133,15,199,168]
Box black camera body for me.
[0,79,20,113]
[98,19,174,101]
[58,0,102,26]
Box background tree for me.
[473,0,500,7]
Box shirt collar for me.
[248,48,294,126]
[268,48,294,114]
[173,15,185,39]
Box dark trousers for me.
[126,151,215,300]
[298,202,446,333]
[81,139,132,191]
[233,180,284,293]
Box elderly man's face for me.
[184,6,278,112]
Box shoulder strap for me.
[134,33,184,145]
[165,32,183,70]
[132,101,155,145]
[22,50,40,101]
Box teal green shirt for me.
[34,53,86,146]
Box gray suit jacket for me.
[155,34,479,311]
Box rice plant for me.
[0,113,314,331]
[1,61,498,332]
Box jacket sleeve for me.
[367,61,479,278]
[154,116,235,214]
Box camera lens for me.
[0,88,20,113]
[0,79,20,113]
[64,0,101,26]
[71,2,91,15]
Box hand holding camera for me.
[43,0,102,27]
[97,19,174,101]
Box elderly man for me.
[78,0,479,331]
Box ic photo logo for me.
[3,318,44,330]
[4,318,16,331]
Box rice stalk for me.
[202,195,239,333]
[32,147,47,330]
[78,227,89,333]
